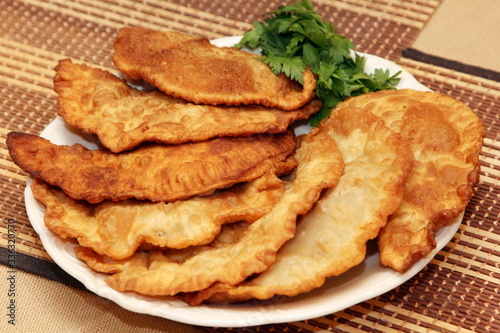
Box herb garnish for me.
[236,0,401,126]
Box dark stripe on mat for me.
[0,247,87,291]
[403,48,500,82]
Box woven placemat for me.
[1,1,498,332]
[405,0,500,80]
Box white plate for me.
[25,36,462,328]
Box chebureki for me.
[7,130,296,203]
[336,89,484,272]
[54,59,321,153]
[187,107,413,305]
[113,26,317,110]
[31,171,285,260]
[75,129,344,296]
[6,24,484,308]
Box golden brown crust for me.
[74,128,344,296]
[32,171,285,260]
[187,107,413,305]
[112,26,317,110]
[337,89,485,272]
[7,130,296,203]
[54,59,321,152]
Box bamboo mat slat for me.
[1,0,499,332]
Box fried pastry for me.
[54,59,321,152]
[31,170,285,260]
[75,128,344,296]
[7,130,296,203]
[113,26,317,110]
[187,107,413,305]
[336,89,484,272]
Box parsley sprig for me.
[236,0,401,126]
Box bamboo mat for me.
[406,0,500,80]
[1,0,499,332]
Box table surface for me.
[1,0,499,332]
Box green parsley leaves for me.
[236,0,401,126]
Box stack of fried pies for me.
[7,27,484,305]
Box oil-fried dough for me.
[113,26,317,110]
[187,107,413,305]
[54,59,321,152]
[336,89,484,272]
[75,128,344,296]
[31,171,285,260]
[7,131,296,203]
